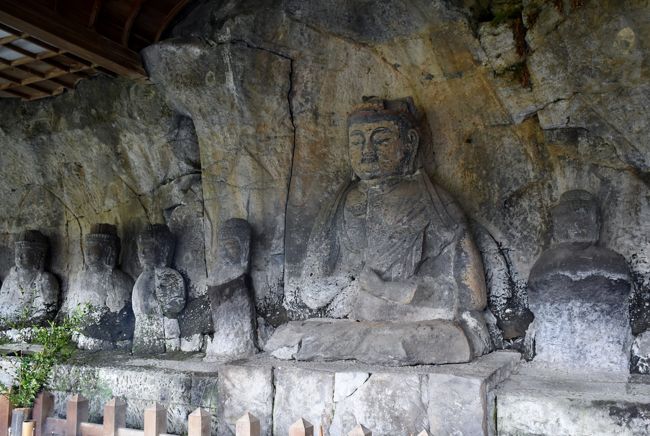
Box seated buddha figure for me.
[132,224,186,354]
[65,224,134,350]
[266,98,492,365]
[0,230,59,328]
[528,190,633,372]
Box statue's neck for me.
[87,264,112,274]
[359,170,420,190]
[16,268,39,282]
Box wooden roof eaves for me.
[0,0,146,79]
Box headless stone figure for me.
[65,224,134,350]
[205,218,257,360]
[267,98,492,365]
[132,224,186,354]
[528,190,632,372]
[0,230,58,328]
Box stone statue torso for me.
[67,267,133,315]
[132,267,185,317]
[0,268,58,325]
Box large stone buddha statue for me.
[132,224,186,354]
[65,224,134,350]
[266,98,492,365]
[0,230,58,328]
[528,190,633,372]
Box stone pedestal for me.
[497,364,650,435]
[0,351,519,435]
[529,286,633,372]
[265,318,478,365]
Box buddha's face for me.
[552,200,600,244]
[15,245,43,271]
[220,237,242,266]
[85,239,113,269]
[348,119,418,180]
[137,238,159,268]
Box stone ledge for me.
[0,350,521,435]
[496,364,650,435]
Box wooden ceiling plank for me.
[0,33,22,45]
[0,51,59,71]
[122,0,145,47]
[0,61,93,91]
[2,87,32,99]
[0,0,145,78]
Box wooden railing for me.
[1,393,432,436]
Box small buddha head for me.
[347,97,420,180]
[137,224,175,269]
[551,190,601,245]
[84,224,120,270]
[216,218,252,282]
[15,230,48,272]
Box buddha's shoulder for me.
[112,269,135,288]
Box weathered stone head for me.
[347,97,420,180]
[15,230,48,272]
[216,218,252,283]
[84,224,120,270]
[137,224,175,269]
[551,190,601,245]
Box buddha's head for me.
[15,230,48,272]
[216,218,252,283]
[347,97,420,180]
[84,223,120,270]
[137,224,175,269]
[551,190,601,245]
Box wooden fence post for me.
[289,418,313,436]
[102,398,126,436]
[187,408,210,436]
[0,395,11,436]
[66,394,89,436]
[348,424,371,436]
[33,392,53,436]
[235,412,260,436]
[144,403,166,436]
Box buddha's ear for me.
[406,128,419,148]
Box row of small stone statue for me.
[0,219,256,359]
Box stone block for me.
[497,365,650,435]
[273,367,335,435]
[265,319,475,365]
[217,365,273,436]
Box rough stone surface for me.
[497,365,650,435]
[205,218,258,360]
[632,331,650,374]
[216,365,273,436]
[0,0,645,352]
[273,367,335,435]
[527,190,633,372]
[0,350,520,436]
[64,224,135,349]
[0,230,59,327]
[265,319,474,365]
[132,224,187,354]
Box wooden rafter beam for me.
[0,51,61,71]
[89,0,104,28]
[0,69,63,97]
[154,0,192,42]
[0,0,145,79]
[122,0,145,46]
[0,63,94,90]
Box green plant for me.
[0,308,87,407]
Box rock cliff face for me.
[0,0,648,341]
